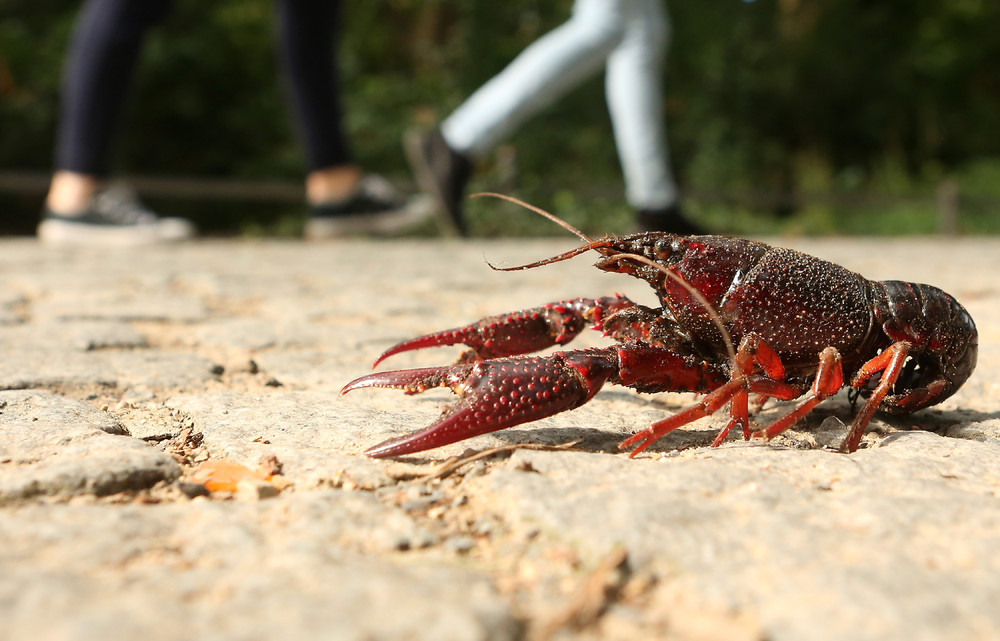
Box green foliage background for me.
[1,0,998,235]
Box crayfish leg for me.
[840,342,909,453]
[619,333,801,456]
[753,347,845,444]
[619,378,749,457]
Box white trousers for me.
[441,0,677,210]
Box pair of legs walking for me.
[44,0,696,243]
[42,0,418,245]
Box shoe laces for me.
[92,185,159,225]
[355,174,401,206]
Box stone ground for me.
[2,235,999,641]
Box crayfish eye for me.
[653,238,672,260]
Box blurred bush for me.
[1,0,998,235]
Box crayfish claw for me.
[372,333,474,368]
[340,365,473,396]
[371,300,605,368]
[348,351,619,458]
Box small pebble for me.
[177,481,210,499]
[444,536,477,554]
[236,479,279,501]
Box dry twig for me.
[421,440,582,481]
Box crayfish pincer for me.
[342,201,977,459]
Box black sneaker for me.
[403,127,471,236]
[635,204,708,236]
[304,174,433,239]
[37,184,195,246]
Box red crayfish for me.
[342,196,977,458]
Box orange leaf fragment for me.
[188,460,272,493]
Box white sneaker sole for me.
[304,195,434,240]
[37,218,196,247]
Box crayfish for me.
[342,195,978,458]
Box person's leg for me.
[41,0,194,246]
[441,0,625,157]
[277,0,430,237]
[275,0,359,203]
[410,0,627,235]
[605,0,702,233]
[605,0,673,210]
[47,0,173,214]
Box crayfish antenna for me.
[470,192,592,242]
[486,238,616,272]
[469,192,614,273]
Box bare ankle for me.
[46,172,102,215]
[306,165,362,205]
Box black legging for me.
[54,0,351,176]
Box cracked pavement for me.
[2,235,1000,641]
